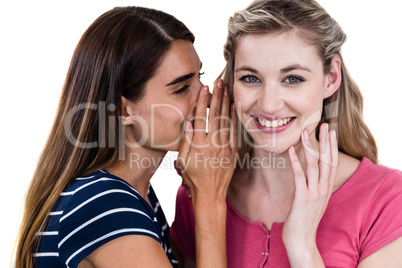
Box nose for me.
[190,78,204,115]
[194,78,204,97]
[258,83,285,114]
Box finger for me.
[193,85,210,140]
[288,146,307,193]
[318,123,331,192]
[301,129,319,190]
[220,86,231,144]
[177,120,193,169]
[208,79,224,135]
[207,91,212,108]
[328,130,339,192]
[230,103,238,154]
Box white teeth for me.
[257,117,293,128]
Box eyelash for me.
[174,72,205,95]
[283,75,304,84]
[240,75,260,84]
[239,74,305,85]
[174,85,190,95]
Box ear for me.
[324,56,342,98]
[121,96,135,126]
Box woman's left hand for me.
[282,123,338,267]
[176,79,238,204]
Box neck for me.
[234,134,320,198]
[106,145,167,198]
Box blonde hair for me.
[221,0,378,163]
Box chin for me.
[252,137,298,156]
[169,144,181,152]
[153,139,181,152]
[258,146,288,156]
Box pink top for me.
[171,158,402,267]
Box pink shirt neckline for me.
[172,157,402,267]
[225,157,369,231]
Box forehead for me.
[155,40,200,84]
[235,32,322,70]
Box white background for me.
[1,0,401,266]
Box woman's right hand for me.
[176,79,238,204]
[282,123,338,267]
[175,79,237,268]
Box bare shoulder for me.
[332,152,361,192]
[80,235,172,268]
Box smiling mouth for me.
[254,116,295,128]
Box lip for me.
[252,115,295,133]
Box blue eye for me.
[241,75,260,84]
[283,75,304,84]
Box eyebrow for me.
[165,62,203,87]
[235,64,312,74]
[235,66,259,74]
[280,64,312,73]
[165,73,195,86]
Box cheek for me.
[233,83,242,102]
[233,84,255,109]
[154,106,186,126]
[233,85,257,130]
[288,87,324,131]
[291,86,324,111]
[178,91,198,120]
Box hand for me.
[282,123,338,267]
[176,79,238,204]
[176,79,237,268]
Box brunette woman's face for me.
[233,32,339,155]
[123,40,203,151]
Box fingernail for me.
[202,85,209,95]
[303,130,310,141]
[217,79,223,89]
[331,130,336,138]
[289,146,296,155]
[184,121,191,131]
[224,86,229,96]
[325,123,329,133]
[232,103,236,110]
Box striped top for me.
[35,170,177,268]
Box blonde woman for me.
[15,6,239,268]
[172,0,402,267]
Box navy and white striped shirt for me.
[35,170,177,267]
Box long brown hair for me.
[16,6,194,268]
[221,0,378,163]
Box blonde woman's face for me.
[233,32,333,155]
